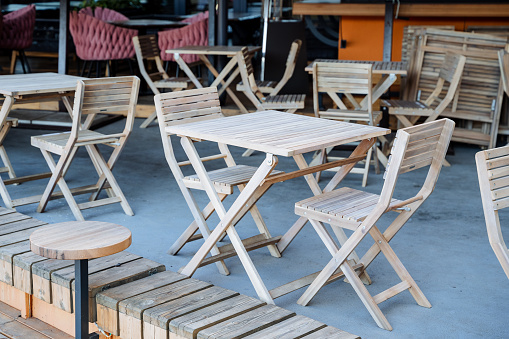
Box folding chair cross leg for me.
[31,76,140,221]
[295,119,455,330]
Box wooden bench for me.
[0,207,360,338]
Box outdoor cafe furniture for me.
[31,76,140,221]
[165,45,261,114]
[133,35,193,128]
[0,72,83,210]
[499,49,509,96]
[311,61,380,187]
[236,39,302,96]
[476,145,509,280]
[0,4,36,74]
[70,10,138,77]
[30,221,132,339]
[295,119,454,330]
[161,105,390,304]
[155,87,282,275]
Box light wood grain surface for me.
[0,73,84,97]
[167,110,390,157]
[305,60,408,75]
[166,45,261,56]
[30,221,131,260]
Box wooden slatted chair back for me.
[155,87,226,169]
[312,62,373,122]
[72,76,140,139]
[133,35,169,95]
[476,145,509,279]
[498,49,509,95]
[378,119,455,209]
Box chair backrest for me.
[312,61,373,123]
[0,4,35,50]
[376,119,455,211]
[71,76,140,141]
[181,11,209,23]
[133,35,168,95]
[237,47,266,110]
[158,18,208,63]
[498,49,509,96]
[422,52,466,117]
[154,87,226,171]
[70,12,137,61]
[269,39,302,96]
[476,145,509,279]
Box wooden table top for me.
[30,221,131,260]
[0,73,84,97]
[166,110,390,157]
[166,45,261,56]
[107,19,187,29]
[305,60,408,75]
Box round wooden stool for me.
[30,221,131,339]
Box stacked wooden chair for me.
[236,39,302,96]
[476,145,509,279]
[237,47,305,114]
[499,49,509,96]
[133,35,195,128]
[294,119,455,330]
[382,52,466,128]
[312,61,380,186]
[31,76,140,221]
[154,87,282,275]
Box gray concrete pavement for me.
[5,118,509,338]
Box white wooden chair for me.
[237,47,305,114]
[154,87,282,275]
[133,35,194,128]
[236,39,302,96]
[476,145,509,279]
[382,52,466,128]
[294,119,455,330]
[31,76,140,221]
[312,61,381,186]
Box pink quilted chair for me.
[0,4,36,73]
[69,11,137,76]
[158,17,208,64]
[79,7,128,21]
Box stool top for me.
[30,221,131,260]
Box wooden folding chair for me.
[312,61,381,186]
[31,76,140,221]
[154,87,282,276]
[236,39,302,96]
[476,145,509,279]
[294,119,455,330]
[237,47,305,114]
[382,52,466,128]
[133,35,194,128]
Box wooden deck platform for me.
[0,206,360,338]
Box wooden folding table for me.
[165,45,261,114]
[0,73,83,209]
[167,110,390,304]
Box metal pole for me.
[383,0,394,62]
[58,0,70,74]
[260,0,270,81]
[75,259,88,339]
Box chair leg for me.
[80,60,88,77]
[362,147,373,187]
[342,261,393,331]
[140,111,157,129]
[0,146,17,180]
[10,51,18,74]
[315,148,328,182]
[242,149,255,157]
[20,51,31,73]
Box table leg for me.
[75,259,88,339]
[174,54,203,89]
[360,74,397,110]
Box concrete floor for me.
[4,116,509,339]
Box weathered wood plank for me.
[0,241,31,286]
[242,315,326,338]
[303,326,361,339]
[13,252,48,294]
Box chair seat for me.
[6,117,18,127]
[31,130,119,155]
[295,187,401,225]
[154,77,192,89]
[237,80,278,93]
[261,94,306,109]
[382,99,434,116]
[183,164,283,195]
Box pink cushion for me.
[158,18,208,63]
[0,4,36,50]
[70,11,137,61]
[79,7,129,21]
[181,11,209,24]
